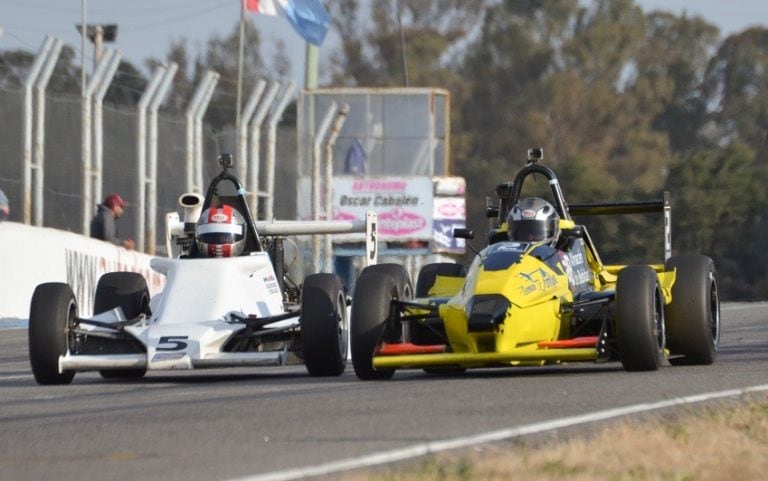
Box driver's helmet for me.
[507,197,560,246]
[196,205,246,257]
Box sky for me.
[0,0,766,87]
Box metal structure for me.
[22,36,62,225]
[264,83,297,221]
[136,66,167,252]
[237,79,266,185]
[323,104,349,272]
[310,101,338,272]
[92,49,122,208]
[248,81,280,217]
[145,63,177,255]
[80,48,120,234]
[185,70,219,194]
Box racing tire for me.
[415,262,466,298]
[29,283,77,385]
[359,264,412,342]
[94,272,150,380]
[301,273,348,376]
[664,255,720,365]
[616,265,665,371]
[351,273,399,380]
[360,263,413,299]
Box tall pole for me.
[235,1,245,143]
[304,44,318,90]
[81,0,87,97]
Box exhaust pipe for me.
[179,192,203,223]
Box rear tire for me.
[301,273,348,376]
[415,262,466,297]
[665,255,720,365]
[351,273,399,380]
[29,283,77,385]
[616,265,665,371]
[94,272,150,379]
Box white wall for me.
[0,222,164,319]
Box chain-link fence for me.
[0,86,298,254]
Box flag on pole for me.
[244,0,278,15]
[245,0,331,46]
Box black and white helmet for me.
[507,197,560,246]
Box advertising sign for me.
[433,196,466,253]
[332,176,434,241]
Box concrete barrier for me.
[0,221,164,319]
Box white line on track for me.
[225,384,768,481]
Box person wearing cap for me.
[90,193,135,250]
[0,187,8,221]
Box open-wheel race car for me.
[350,148,720,379]
[29,154,377,385]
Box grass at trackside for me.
[335,394,768,481]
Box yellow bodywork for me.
[371,238,677,370]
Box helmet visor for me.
[509,220,553,242]
[196,222,244,245]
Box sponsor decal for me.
[517,268,558,295]
[522,209,535,218]
[379,209,427,236]
[211,212,228,223]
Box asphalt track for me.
[1,302,766,481]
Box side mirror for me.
[561,226,584,239]
[453,228,474,240]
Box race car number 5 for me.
[157,336,189,351]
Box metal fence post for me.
[92,49,121,211]
[32,37,63,226]
[136,66,167,252]
[146,63,178,255]
[323,104,349,272]
[248,81,280,218]
[195,73,219,194]
[237,79,266,184]
[185,70,216,193]
[311,101,338,273]
[22,35,54,225]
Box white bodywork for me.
[60,253,293,372]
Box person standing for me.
[90,193,135,250]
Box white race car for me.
[29,154,377,384]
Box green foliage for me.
[331,0,768,299]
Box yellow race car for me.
[350,148,720,379]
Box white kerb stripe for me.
[224,384,768,481]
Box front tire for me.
[94,272,150,379]
[301,273,348,376]
[665,255,720,365]
[29,283,77,385]
[616,265,665,371]
[351,273,400,380]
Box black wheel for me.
[359,264,412,342]
[616,265,665,371]
[360,263,413,299]
[301,273,348,376]
[664,255,720,365]
[351,273,400,380]
[29,283,77,385]
[94,272,150,379]
[415,262,466,297]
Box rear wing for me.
[568,192,671,261]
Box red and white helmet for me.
[196,205,246,257]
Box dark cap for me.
[104,193,126,209]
